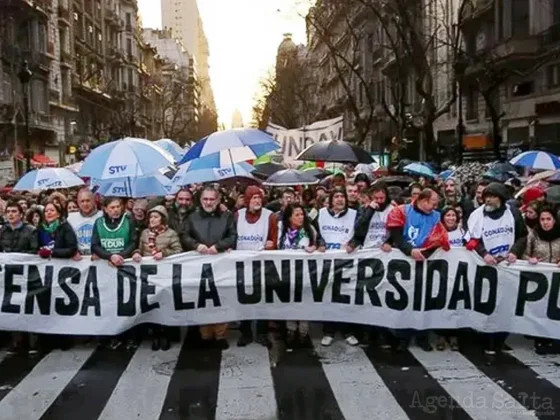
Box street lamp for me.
[454,52,468,165]
[18,60,33,173]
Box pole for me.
[18,61,33,173]
[23,84,31,172]
[456,81,464,165]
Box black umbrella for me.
[488,161,521,175]
[253,162,286,177]
[263,169,319,186]
[296,140,374,164]
[546,185,560,203]
[303,168,331,179]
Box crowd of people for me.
[0,169,558,357]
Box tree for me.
[305,0,378,147]
[160,74,199,143]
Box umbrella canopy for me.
[179,129,280,166]
[65,161,83,174]
[438,169,455,180]
[510,151,560,170]
[94,173,178,198]
[529,170,558,184]
[263,169,319,186]
[488,161,519,174]
[155,139,185,162]
[296,140,374,164]
[546,185,560,203]
[172,160,256,187]
[14,168,85,191]
[79,137,174,180]
[253,162,286,177]
[303,167,331,179]
[483,170,511,182]
[403,163,435,179]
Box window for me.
[511,0,529,37]
[511,80,534,97]
[1,71,13,104]
[31,79,48,113]
[547,64,560,88]
[126,38,132,55]
[466,88,478,120]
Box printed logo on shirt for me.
[238,234,264,243]
[101,237,125,250]
[322,225,350,234]
[77,223,94,246]
[484,226,514,237]
[449,237,463,246]
[407,226,419,245]
[326,243,342,250]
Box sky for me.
[138,0,309,128]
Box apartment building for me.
[161,0,215,115]
[435,0,560,157]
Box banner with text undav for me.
[266,116,344,165]
[0,249,559,338]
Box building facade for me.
[434,0,560,159]
[161,0,216,118]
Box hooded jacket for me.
[467,182,527,257]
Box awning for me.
[16,154,58,168]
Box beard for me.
[484,204,498,212]
[178,205,190,214]
[250,205,262,212]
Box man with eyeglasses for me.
[183,185,237,350]
[0,201,39,354]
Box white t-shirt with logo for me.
[481,209,515,257]
[236,208,272,251]
[67,211,103,255]
[318,207,356,250]
[363,205,393,249]
[448,227,465,248]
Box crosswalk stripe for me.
[158,337,222,420]
[0,347,96,420]
[270,334,345,419]
[460,340,560,419]
[363,344,473,419]
[39,345,136,420]
[409,347,539,420]
[505,337,560,389]
[97,340,183,420]
[215,333,278,420]
[0,352,48,403]
[312,338,409,420]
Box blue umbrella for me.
[510,151,560,170]
[94,173,178,198]
[172,159,256,187]
[155,139,185,162]
[179,129,280,166]
[14,168,85,191]
[79,137,174,180]
[438,169,455,180]
[403,163,435,179]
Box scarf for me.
[534,222,560,242]
[41,219,60,234]
[525,216,539,230]
[285,227,307,249]
[147,224,167,255]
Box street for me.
[0,329,558,420]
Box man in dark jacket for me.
[0,201,39,354]
[168,188,194,248]
[466,182,527,355]
[0,201,38,253]
[183,185,236,349]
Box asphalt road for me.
[0,328,558,420]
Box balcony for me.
[104,9,123,28]
[49,88,59,104]
[461,0,493,25]
[34,0,53,16]
[58,5,71,26]
[538,23,560,51]
[21,49,51,72]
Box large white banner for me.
[0,249,559,338]
[266,116,344,165]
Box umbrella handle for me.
[228,149,237,177]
